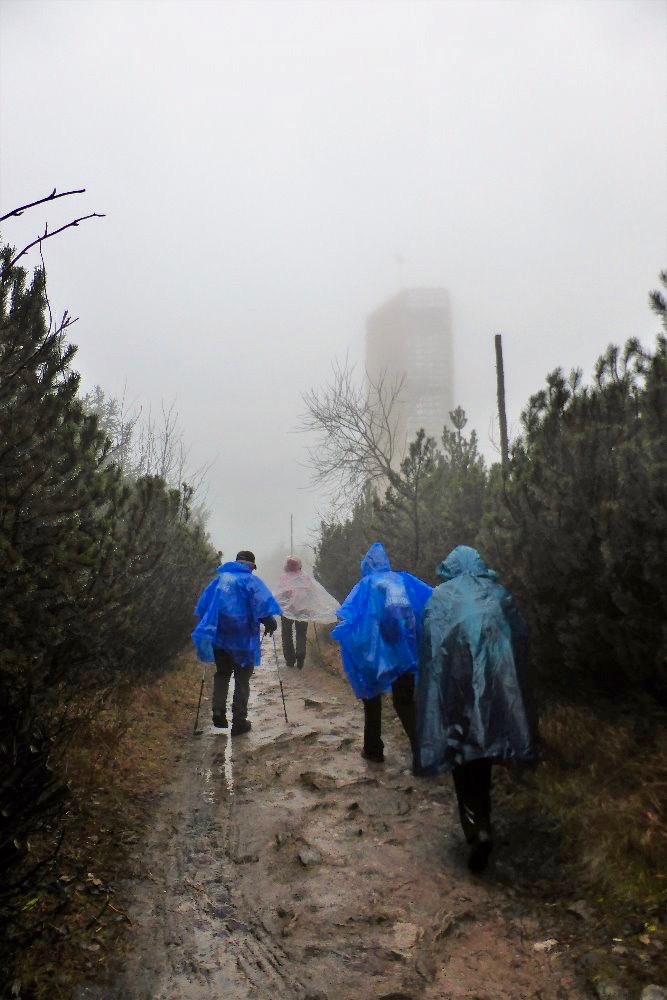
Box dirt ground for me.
[82,635,599,1000]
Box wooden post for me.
[495,334,509,471]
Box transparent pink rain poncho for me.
[274,557,340,624]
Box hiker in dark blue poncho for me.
[192,550,281,736]
[331,542,432,763]
[414,545,538,872]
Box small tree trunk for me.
[495,334,509,470]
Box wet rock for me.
[533,938,559,952]
[298,846,323,866]
[175,899,196,912]
[393,921,420,952]
[641,989,667,1000]
[433,910,456,940]
[592,981,629,1000]
[280,911,300,937]
[567,899,595,922]
[234,852,259,864]
[304,698,327,709]
[300,771,337,791]
[416,953,437,980]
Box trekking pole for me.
[271,631,289,723]
[193,661,207,736]
[312,623,326,667]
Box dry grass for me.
[11,651,203,999]
[307,627,343,679]
[503,702,667,911]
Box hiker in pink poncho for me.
[273,557,339,669]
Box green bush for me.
[481,334,667,702]
[0,243,216,976]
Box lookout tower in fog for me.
[365,288,453,454]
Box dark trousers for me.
[213,648,254,723]
[362,670,415,756]
[281,616,308,667]
[451,758,493,843]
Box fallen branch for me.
[108,901,133,926]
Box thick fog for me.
[1,0,665,563]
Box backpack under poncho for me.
[414,545,538,776]
[273,570,340,624]
[331,542,433,700]
[192,561,282,667]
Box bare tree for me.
[83,391,212,527]
[300,357,407,514]
[82,385,139,471]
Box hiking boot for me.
[212,714,228,729]
[361,748,385,764]
[231,719,252,736]
[296,657,305,670]
[467,830,493,874]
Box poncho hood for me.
[273,569,339,624]
[361,542,392,576]
[332,552,432,700]
[191,565,281,666]
[436,545,496,582]
[414,557,537,776]
[218,560,253,575]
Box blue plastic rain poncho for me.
[192,561,282,667]
[331,542,433,699]
[414,545,538,776]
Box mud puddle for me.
[102,634,589,999]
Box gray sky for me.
[1,0,665,563]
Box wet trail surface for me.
[114,635,589,1000]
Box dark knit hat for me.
[236,550,257,568]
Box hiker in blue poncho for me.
[192,550,281,735]
[414,545,538,872]
[331,542,432,763]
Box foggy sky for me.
[1,0,665,564]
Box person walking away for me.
[273,556,339,669]
[331,542,432,763]
[192,550,281,735]
[414,545,538,873]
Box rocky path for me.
[110,636,590,1000]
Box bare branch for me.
[300,356,407,512]
[0,186,86,223]
[2,213,106,276]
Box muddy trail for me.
[95,635,591,1000]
